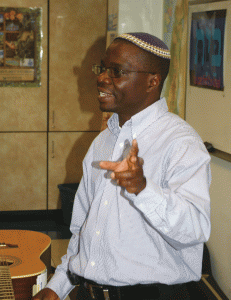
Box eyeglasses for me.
[92,64,155,78]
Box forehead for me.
[103,40,146,67]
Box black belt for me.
[83,279,162,300]
[67,271,188,300]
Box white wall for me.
[206,156,231,299]
[117,0,163,39]
[186,1,231,298]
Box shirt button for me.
[104,201,108,205]
[119,142,124,148]
[96,230,100,235]
[91,261,95,267]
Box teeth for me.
[100,92,109,97]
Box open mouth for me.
[99,92,111,97]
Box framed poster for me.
[0,7,42,87]
[186,1,231,156]
[189,9,226,91]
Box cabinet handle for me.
[52,110,55,128]
[52,141,55,158]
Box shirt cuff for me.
[124,178,168,231]
[46,270,74,300]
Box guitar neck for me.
[0,266,15,300]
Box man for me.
[33,32,211,300]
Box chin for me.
[99,104,116,113]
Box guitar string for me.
[0,240,15,299]
[0,267,15,299]
[0,252,15,299]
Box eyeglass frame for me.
[92,64,156,78]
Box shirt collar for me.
[107,97,169,137]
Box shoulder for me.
[143,111,209,161]
[91,128,111,148]
[160,111,203,143]
[161,113,210,165]
[83,128,112,160]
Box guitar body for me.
[12,276,38,300]
[0,230,51,300]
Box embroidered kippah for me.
[115,32,171,60]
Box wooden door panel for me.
[48,131,99,209]
[49,0,106,131]
[0,133,47,211]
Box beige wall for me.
[207,156,231,299]
[186,1,231,298]
[117,0,163,39]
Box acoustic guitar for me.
[0,230,51,299]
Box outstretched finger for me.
[100,158,129,172]
[99,161,119,171]
[129,139,139,158]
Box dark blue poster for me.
[190,10,226,91]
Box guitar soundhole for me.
[0,259,13,266]
[0,255,22,268]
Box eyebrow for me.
[100,60,132,69]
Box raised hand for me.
[99,139,146,195]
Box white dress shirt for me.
[47,97,211,300]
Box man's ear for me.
[147,74,161,92]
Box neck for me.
[119,116,131,127]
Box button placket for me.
[86,126,132,278]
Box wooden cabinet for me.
[0,0,106,211]
[48,132,99,209]
[48,0,106,209]
[0,0,48,132]
[0,0,48,212]
[0,87,48,132]
[0,133,47,211]
[49,0,105,132]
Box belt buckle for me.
[103,289,110,300]
[88,283,110,300]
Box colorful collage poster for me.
[190,10,226,91]
[0,7,42,87]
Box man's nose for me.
[97,69,112,84]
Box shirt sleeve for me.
[124,138,211,251]
[46,148,92,299]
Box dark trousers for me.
[75,280,191,300]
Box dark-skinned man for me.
[33,32,211,300]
